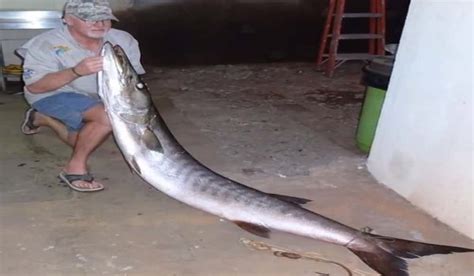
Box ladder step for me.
[338,34,384,40]
[323,53,379,61]
[340,13,383,18]
[317,1,387,77]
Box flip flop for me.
[58,171,105,192]
[21,108,40,135]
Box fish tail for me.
[346,233,473,276]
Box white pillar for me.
[368,0,473,238]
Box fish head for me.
[99,42,150,119]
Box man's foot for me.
[21,108,40,135]
[58,171,105,192]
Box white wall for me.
[368,0,473,238]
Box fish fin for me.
[143,127,163,153]
[129,156,142,174]
[347,233,474,275]
[267,193,312,205]
[233,221,271,238]
[126,164,135,175]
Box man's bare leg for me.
[33,112,76,146]
[63,104,112,190]
[29,106,111,190]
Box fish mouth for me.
[99,42,149,116]
[99,42,130,101]
[100,42,126,76]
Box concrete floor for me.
[0,63,472,275]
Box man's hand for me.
[73,56,103,76]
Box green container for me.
[356,57,394,153]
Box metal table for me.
[0,10,63,91]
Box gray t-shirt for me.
[17,25,146,104]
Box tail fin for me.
[347,233,474,276]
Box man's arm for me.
[26,68,80,93]
[26,56,104,94]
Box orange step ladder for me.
[316,0,386,77]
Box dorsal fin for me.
[233,221,271,238]
[267,193,312,205]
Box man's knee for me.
[96,106,112,129]
[84,104,111,129]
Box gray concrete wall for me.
[368,0,473,238]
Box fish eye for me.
[136,82,145,90]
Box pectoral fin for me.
[267,193,312,205]
[129,156,142,174]
[143,127,163,153]
[233,221,271,238]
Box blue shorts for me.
[31,92,101,132]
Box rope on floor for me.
[240,237,378,276]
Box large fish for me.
[98,42,473,276]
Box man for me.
[17,0,146,192]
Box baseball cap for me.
[64,0,119,22]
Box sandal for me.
[21,108,40,135]
[58,171,105,192]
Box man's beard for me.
[86,29,108,39]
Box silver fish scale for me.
[171,152,306,215]
[149,119,301,214]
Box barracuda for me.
[98,42,473,276]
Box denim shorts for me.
[31,92,101,132]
